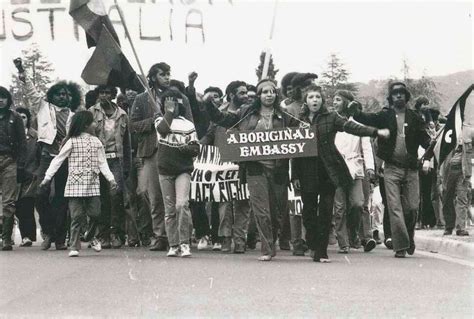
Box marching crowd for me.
[0,59,472,262]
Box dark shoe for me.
[407,243,416,255]
[2,216,14,251]
[55,242,67,250]
[101,238,112,249]
[110,234,123,249]
[279,240,291,250]
[456,229,469,236]
[384,238,393,250]
[373,229,382,244]
[233,241,245,254]
[246,240,256,250]
[395,250,407,258]
[128,240,141,247]
[443,229,453,236]
[2,242,13,251]
[141,236,151,247]
[364,239,376,252]
[41,235,52,250]
[292,240,305,256]
[221,237,232,253]
[149,238,168,251]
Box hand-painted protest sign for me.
[288,185,302,216]
[190,145,249,202]
[217,126,318,162]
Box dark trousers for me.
[379,177,392,239]
[191,201,210,239]
[246,168,288,256]
[36,153,68,244]
[301,186,335,260]
[16,197,36,241]
[98,158,126,240]
[210,202,221,244]
[419,171,436,227]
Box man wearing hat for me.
[350,82,431,258]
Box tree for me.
[256,51,279,82]
[9,43,55,108]
[320,53,358,104]
[382,60,443,110]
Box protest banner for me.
[217,126,318,162]
[190,145,249,202]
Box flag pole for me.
[113,0,155,103]
[261,0,279,80]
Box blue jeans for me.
[383,163,419,251]
[159,173,192,247]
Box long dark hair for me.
[66,111,94,139]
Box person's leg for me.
[108,158,126,247]
[175,173,192,245]
[232,199,250,251]
[379,176,392,241]
[97,174,112,246]
[334,186,349,250]
[68,198,86,252]
[454,167,470,233]
[268,171,288,255]
[134,157,153,244]
[159,175,179,248]
[16,196,37,241]
[246,172,273,257]
[52,161,69,248]
[442,164,457,233]
[431,173,445,228]
[300,192,318,253]
[279,204,291,249]
[384,164,410,253]
[1,157,17,250]
[246,208,257,249]
[210,202,222,245]
[352,179,371,243]
[191,202,209,239]
[124,159,139,246]
[401,169,420,254]
[145,151,166,241]
[315,184,335,260]
[35,154,55,246]
[218,202,233,238]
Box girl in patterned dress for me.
[39,111,116,257]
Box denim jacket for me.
[89,103,132,174]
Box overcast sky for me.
[0,0,472,92]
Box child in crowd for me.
[39,111,116,257]
[155,89,199,258]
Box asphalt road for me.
[0,243,472,318]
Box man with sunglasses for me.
[350,82,431,258]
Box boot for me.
[2,216,14,251]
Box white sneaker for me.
[68,250,79,257]
[20,237,32,247]
[167,246,180,257]
[212,243,222,251]
[197,236,209,250]
[180,243,192,257]
[91,238,102,252]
